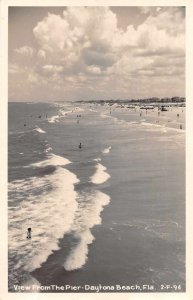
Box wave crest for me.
[28,154,71,168]
[9,154,79,274]
[33,126,46,133]
[102,146,111,154]
[90,163,110,184]
[64,191,110,271]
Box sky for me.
[8,6,185,102]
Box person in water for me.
[27,228,32,239]
[79,142,82,149]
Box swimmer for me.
[27,228,32,239]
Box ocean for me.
[8,101,185,292]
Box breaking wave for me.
[90,162,110,184]
[64,191,110,271]
[102,146,111,154]
[8,153,79,287]
[28,153,71,168]
[33,126,46,134]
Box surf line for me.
[63,159,111,271]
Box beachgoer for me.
[27,228,32,239]
[79,142,82,149]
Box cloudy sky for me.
[8,6,185,102]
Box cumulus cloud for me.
[37,49,46,59]
[9,63,22,74]
[145,7,185,35]
[86,65,102,75]
[14,46,35,57]
[9,6,185,101]
[42,65,63,74]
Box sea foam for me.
[33,126,46,133]
[48,115,60,123]
[102,146,111,154]
[90,163,110,184]
[29,153,71,168]
[8,160,79,273]
[64,191,110,271]
[47,107,76,124]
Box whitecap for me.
[45,146,53,153]
[8,165,80,273]
[93,158,101,162]
[90,163,110,184]
[48,115,59,123]
[33,126,46,134]
[102,146,111,154]
[28,154,71,168]
[64,191,110,271]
